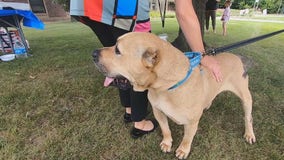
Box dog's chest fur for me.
[148,90,197,125]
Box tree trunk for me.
[171,0,206,52]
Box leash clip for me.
[205,49,217,56]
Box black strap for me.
[112,0,138,31]
[206,29,284,55]
[158,0,167,28]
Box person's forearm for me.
[175,0,223,82]
[175,0,205,53]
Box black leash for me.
[206,29,284,55]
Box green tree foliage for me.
[228,0,255,9]
[259,0,283,13]
[219,0,282,13]
[53,0,282,14]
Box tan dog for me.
[93,32,256,159]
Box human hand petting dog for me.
[175,0,223,83]
[201,55,223,82]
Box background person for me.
[221,0,232,36]
[205,0,220,33]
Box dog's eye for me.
[115,45,121,55]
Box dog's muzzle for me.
[92,49,100,63]
[92,49,109,76]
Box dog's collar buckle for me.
[168,52,201,90]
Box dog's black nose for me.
[92,49,100,62]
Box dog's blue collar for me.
[168,52,201,90]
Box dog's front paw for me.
[244,132,256,144]
[160,140,172,153]
[175,144,191,159]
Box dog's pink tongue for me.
[104,77,114,87]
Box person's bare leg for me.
[222,22,227,36]
[125,107,131,114]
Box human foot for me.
[131,119,158,138]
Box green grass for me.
[0,18,283,159]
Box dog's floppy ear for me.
[142,47,159,68]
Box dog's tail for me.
[237,54,255,78]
